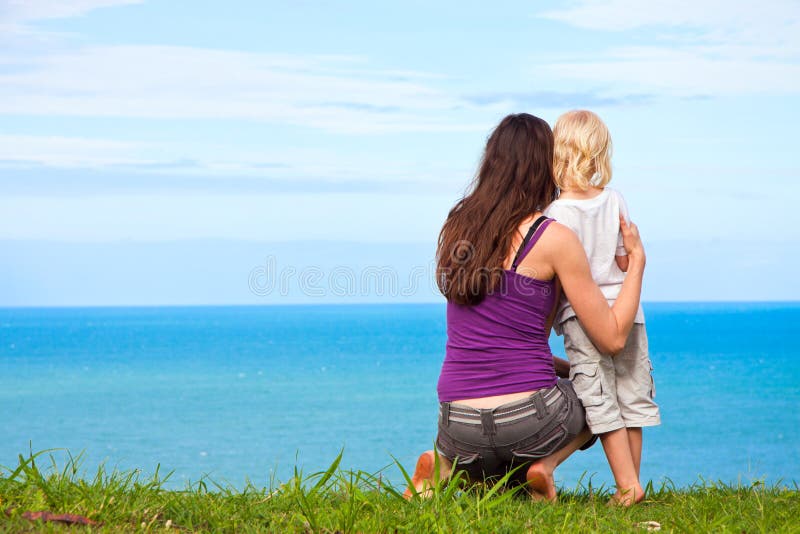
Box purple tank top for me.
[437,218,557,402]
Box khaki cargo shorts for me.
[561,317,661,434]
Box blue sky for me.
[1,0,798,305]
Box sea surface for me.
[1,303,798,491]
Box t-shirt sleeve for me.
[615,190,630,256]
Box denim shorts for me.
[435,379,596,486]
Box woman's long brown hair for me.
[436,113,556,305]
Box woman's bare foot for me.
[403,451,436,499]
[526,462,557,502]
[608,485,645,506]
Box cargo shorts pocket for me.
[435,442,482,482]
[445,451,481,473]
[441,455,483,484]
[435,432,481,472]
[569,363,604,407]
[511,423,568,460]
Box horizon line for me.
[2,300,799,311]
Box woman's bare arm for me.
[544,278,561,334]
[538,216,645,355]
[544,280,570,378]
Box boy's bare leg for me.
[526,427,593,502]
[627,427,643,477]
[403,450,452,499]
[600,428,644,506]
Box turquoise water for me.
[1,303,798,490]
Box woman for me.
[405,113,646,504]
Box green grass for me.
[1,450,798,533]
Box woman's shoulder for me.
[514,217,584,279]
[538,219,583,255]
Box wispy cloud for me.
[0,167,434,196]
[465,91,654,109]
[0,0,144,42]
[0,44,483,134]
[1,0,144,23]
[537,0,800,96]
[541,0,797,35]
[0,0,693,138]
[0,2,479,133]
[0,134,321,176]
[0,134,470,194]
[0,134,144,167]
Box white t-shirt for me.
[544,187,645,332]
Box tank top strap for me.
[511,216,553,272]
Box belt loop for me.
[532,392,548,419]
[556,380,575,403]
[480,410,496,436]
[440,402,451,427]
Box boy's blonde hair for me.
[553,110,612,191]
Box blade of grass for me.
[311,449,344,493]
[390,454,417,500]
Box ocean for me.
[1,303,798,491]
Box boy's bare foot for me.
[403,451,436,500]
[608,485,645,506]
[526,462,557,502]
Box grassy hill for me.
[1,451,798,533]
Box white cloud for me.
[0,1,487,134]
[0,44,481,133]
[0,134,470,194]
[0,0,144,23]
[0,0,144,41]
[542,48,800,96]
[541,0,799,36]
[0,134,144,167]
[538,0,800,96]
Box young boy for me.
[544,110,660,505]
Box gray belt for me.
[439,385,563,428]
